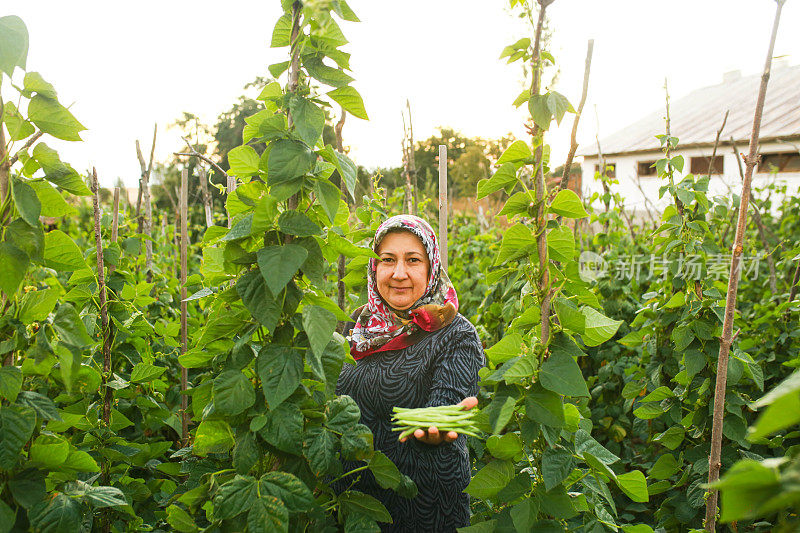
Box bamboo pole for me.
[111,187,120,243]
[705,2,785,530]
[179,168,189,445]
[335,108,348,332]
[438,145,448,273]
[136,124,156,282]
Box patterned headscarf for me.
[349,215,459,359]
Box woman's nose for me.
[392,261,408,279]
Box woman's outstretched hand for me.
[400,396,478,445]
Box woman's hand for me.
[400,396,478,445]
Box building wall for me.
[581,142,800,216]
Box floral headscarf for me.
[349,215,459,360]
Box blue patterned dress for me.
[336,314,485,532]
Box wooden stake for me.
[559,39,594,193]
[705,2,785,530]
[438,145,448,273]
[227,176,237,229]
[111,187,120,243]
[91,170,113,520]
[198,166,213,227]
[136,124,157,282]
[179,168,189,446]
[335,107,348,332]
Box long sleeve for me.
[426,317,485,408]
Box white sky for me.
[4,0,799,188]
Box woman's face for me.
[375,230,431,311]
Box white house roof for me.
[583,63,800,158]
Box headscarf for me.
[349,215,459,360]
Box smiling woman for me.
[336,215,486,532]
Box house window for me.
[637,160,657,177]
[690,156,724,175]
[594,163,616,178]
[759,152,800,173]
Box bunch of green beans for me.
[391,404,482,441]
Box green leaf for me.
[0,500,14,533]
[485,433,522,461]
[268,139,315,183]
[278,211,322,236]
[494,223,535,265]
[8,468,46,509]
[29,180,75,217]
[3,101,34,140]
[29,434,69,468]
[233,431,259,475]
[248,496,289,533]
[303,426,339,477]
[547,91,575,125]
[257,344,303,408]
[368,451,403,490]
[271,13,292,47]
[43,230,87,271]
[640,386,674,403]
[546,226,575,262]
[313,179,340,223]
[130,363,167,383]
[194,419,235,456]
[213,370,256,416]
[302,305,337,359]
[0,366,23,402]
[486,394,516,434]
[0,16,28,76]
[237,270,281,332]
[257,244,308,297]
[615,471,649,503]
[28,493,82,533]
[575,429,619,465]
[497,140,531,165]
[258,472,314,513]
[654,426,685,450]
[632,402,664,420]
[529,93,552,129]
[228,145,261,177]
[549,189,588,218]
[708,459,781,522]
[648,453,678,480]
[11,178,40,227]
[23,72,57,99]
[288,95,325,147]
[525,384,565,428]
[325,395,360,433]
[510,498,539,533]
[465,460,515,500]
[485,333,523,364]
[338,491,392,523]
[166,505,198,533]
[749,389,800,440]
[0,405,35,470]
[540,350,589,397]
[259,402,304,454]
[80,485,127,508]
[327,86,369,120]
[53,303,93,347]
[476,163,518,199]
[214,475,257,520]
[542,447,577,491]
[31,143,91,195]
[304,56,354,88]
[0,243,28,295]
[28,95,86,141]
[319,146,358,199]
[581,307,622,347]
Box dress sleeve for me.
[426,317,485,408]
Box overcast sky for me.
[3,0,799,188]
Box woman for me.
[336,215,485,532]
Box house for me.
[580,62,800,216]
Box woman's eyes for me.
[379,257,423,264]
